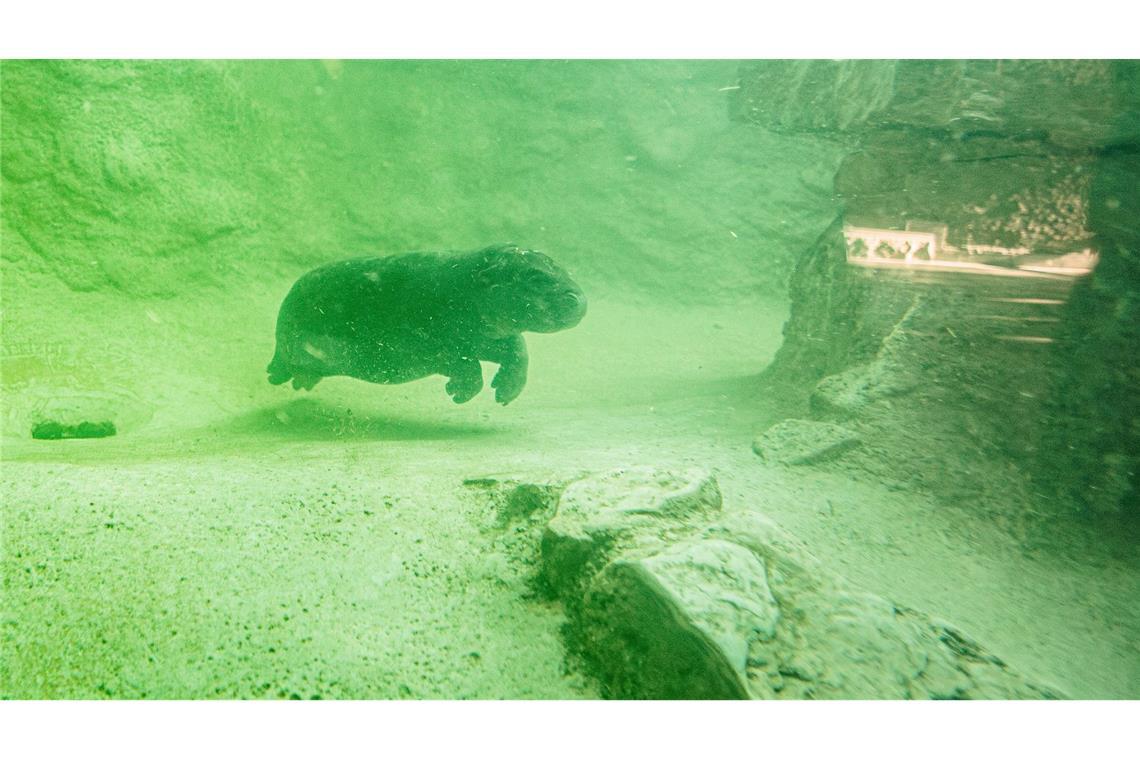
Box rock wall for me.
[733,60,1136,149]
[1,60,842,304]
[735,61,1140,526]
[1040,65,1140,520]
[1,60,843,438]
[1,61,325,296]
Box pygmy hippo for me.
[267,243,587,405]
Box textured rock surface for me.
[733,60,1136,149]
[744,60,1140,524]
[809,362,908,417]
[702,513,1060,699]
[807,299,921,417]
[0,60,841,305]
[1037,68,1140,520]
[751,419,860,464]
[835,131,1093,252]
[584,539,778,699]
[544,468,1063,699]
[540,467,721,598]
[1,60,843,439]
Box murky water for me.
[2,60,1137,699]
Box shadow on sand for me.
[226,398,500,442]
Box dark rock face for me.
[737,60,1140,526]
[1041,109,1140,517]
[733,60,1136,149]
[268,244,587,405]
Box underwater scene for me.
[1,59,1137,700]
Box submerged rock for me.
[809,359,919,417]
[541,467,1064,699]
[9,384,147,439]
[30,420,117,440]
[462,477,563,527]
[752,418,861,465]
[584,538,780,699]
[539,466,721,598]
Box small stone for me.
[810,359,917,416]
[31,420,117,440]
[752,419,860,465]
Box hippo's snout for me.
[526,288,587,333]
[558,290,588,325]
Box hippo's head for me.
[473,244,587,335]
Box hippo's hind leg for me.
[291,372,323,391]
[267,351,324,391]
[445,357,483,404]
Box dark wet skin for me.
[267,244,587,405]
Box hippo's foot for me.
[291,372,322,391]
[446,360,484,404]
[491,366,526,405]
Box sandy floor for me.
[3,296,1138,698]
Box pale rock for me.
[752,418,861,465]
[540,467,721,596]
[546,469,1065,699]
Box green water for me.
[1,60,1137,699]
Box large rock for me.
[544,468,1064,699]
[583,539,778,699]
[539,466,721,597]
[701,513,1060,699]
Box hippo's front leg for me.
[487,335,529,405]
[445,356,483,404]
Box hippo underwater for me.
[267,244,587,405]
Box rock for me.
[544,469,1065,699]
[733,60,1136,150]
[807,297,922,418]
[6,384,150,439]
[463,477,563,527]
[702,511,828,591]
[810,366,875,415]
[731,60,898,134]
[809,359,919,416]
[582,538,780,699]
[539,467,721,597]
[30,420,116,440]
[752,418,861,465]
[745,61,1140,525]
[1038,119,1140,521]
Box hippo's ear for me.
[480,243,524,257]
[475,244,525,284]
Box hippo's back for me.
[267,252,478,389]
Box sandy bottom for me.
[3,296,1138,698]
